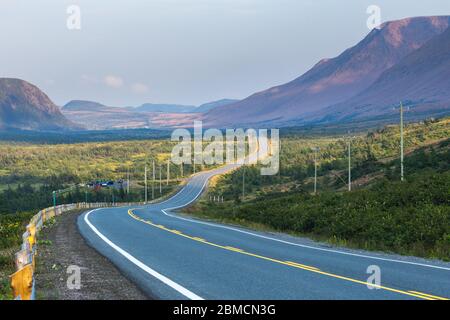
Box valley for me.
[0,6,449,302]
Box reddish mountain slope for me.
[204,16,450,127]
[0,78,79,131]
[319,26,450,123]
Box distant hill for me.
[204,16,450,127]
[62,100,110,112]
[320,26,450,123]
[195,99,239,113]
[0,78,79,131]
[134,103,197,113]
[135,99,238,113]
[61,98,237,129]
[61,100,202,130]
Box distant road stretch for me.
[78,163,450,300]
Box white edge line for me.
[83,209,204,300]
[157,170,450,272]
[157,164,237,206]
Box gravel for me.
[34,210,148,300]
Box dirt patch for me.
[35,210,148,300]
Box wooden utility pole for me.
[167,159,170,185]
[159,165,162,194]
[144,165,148,204]
[400,102,404,182]
[152,160,155,199]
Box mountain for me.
[319,26,450,123]
[195,99,239,113]
[136,99,238,113]
[134,103,197,113]
[62,101,148,130]
[204,16,450,127]
[61,100,201,130]
[61,98,237,130]
[0,78,78,131]
[62,100,110,112]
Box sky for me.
[1,0,449,107]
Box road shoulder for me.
[34,209,148,300]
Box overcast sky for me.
[1,0,449,107]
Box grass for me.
[187,171,450,261]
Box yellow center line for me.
[408,291,449,301]
[285,261,320,271]
[128,209,448,300]
[224,246,245,252]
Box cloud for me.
[84,75,148,95]
[131,82,150,94]
[104,75,124,88]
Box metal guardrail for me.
[9,202,144,300]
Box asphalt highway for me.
[78,164,450,300]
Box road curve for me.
[78,164,450,300]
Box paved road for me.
[78,164,450,300]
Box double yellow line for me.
[128,209,448,300]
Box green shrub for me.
[199,171,450,260]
